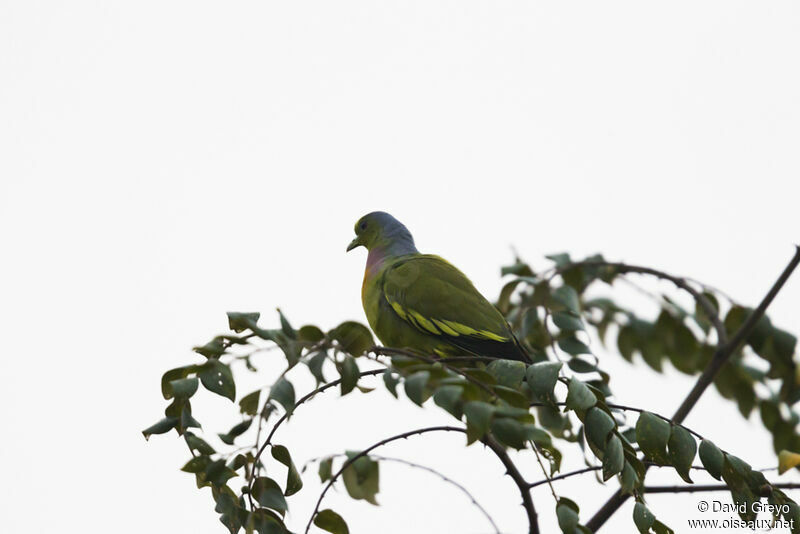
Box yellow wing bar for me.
[387,297,508,342]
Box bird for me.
[346,211,530,362]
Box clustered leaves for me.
[143,253,800,534]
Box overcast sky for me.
[2,2,799,533]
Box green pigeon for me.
[347,211,530,362]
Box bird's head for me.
[346,211,418,256]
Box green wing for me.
[382,255,528,361]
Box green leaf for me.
[620,462,639,494]
[298,324,325,343]
[526,361,563,399]
[699,440,724,480]
[635,412,671,464]
[181,455,210,474]
[193,338,227,359]
[464,401,495,436]
[553,311,584,331]
[404,371,430,406]
[487,359,527,387]
[269,378,295,415]
[185,432,215,455]
[142,417,178,440]
[318,457,333,482]
[277,308,296,339]
[382,369,399,398]
[198,360,236,401]
[566,379,596,411]
[307,350,328,384]
[556,497,580,531]
[584,407,616,450]
[227,311,260,333]
[314,509,349,534]
[433,385,463,417]
[567,357,597,374]
[552,285,580,314]
[558,336,592,355]
[490,418,528,449]
[330,321,374,355]
[667,425,697,483]
[205,459,238,488]
[239,390,261,416]
[271,444,303,496]
[342,453,380,505]
[501,260,534,277]
[339,355,359,395]
[245,508,286,534]
[603,434,624,480]
[161,365,198,399]
[633,502,655,533]
[252,476,288,515]
[218,418,253,445]
[617,325,636,362]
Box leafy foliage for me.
[143,252,800,534]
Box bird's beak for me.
[346,237,362,252]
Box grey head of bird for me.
[346,211,419,257]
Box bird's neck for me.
[365,240,418,277]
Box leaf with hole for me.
[198,360,236,401]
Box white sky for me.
[2,1,799,533]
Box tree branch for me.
[482,435,540,534]
[672,245,800,425]
[586,247,800,532]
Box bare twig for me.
[373,455,503,534]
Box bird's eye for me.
[359,222,367,231]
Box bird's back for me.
[362,253,529,362]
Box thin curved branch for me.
[532,399,707,442]
[372,455,502,534]
[304,426,540,534]
[247,369,384,509]
[304,426,464,534]
[552,260,728,345]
